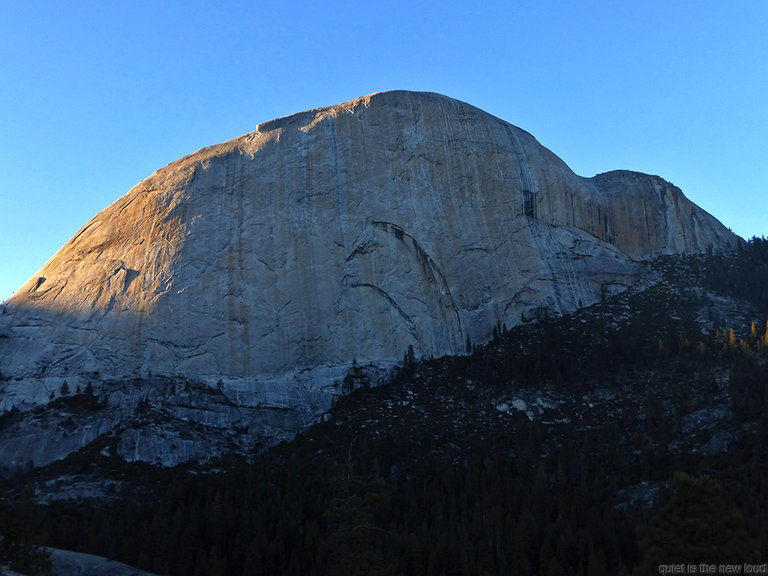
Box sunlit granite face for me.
[0,91,738,463]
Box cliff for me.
[0,91,739,464]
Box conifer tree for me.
[634,473,758,572]
[0,488,52,575]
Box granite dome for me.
[0,90,737,419]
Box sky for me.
[1,1,766,303]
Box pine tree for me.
[0,487,53,575]
[403,344,416,367]
[634,473,758,572]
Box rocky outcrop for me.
[47,548,161,576]
[0,90,739,465]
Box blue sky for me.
[1,1,766,303]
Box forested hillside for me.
[2,238,767,575]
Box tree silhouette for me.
[634,473,758,572]
[0,487,52,575]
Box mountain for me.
[3,241,767,575]
[0,91,739,468]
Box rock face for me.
[0,91,738,465]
